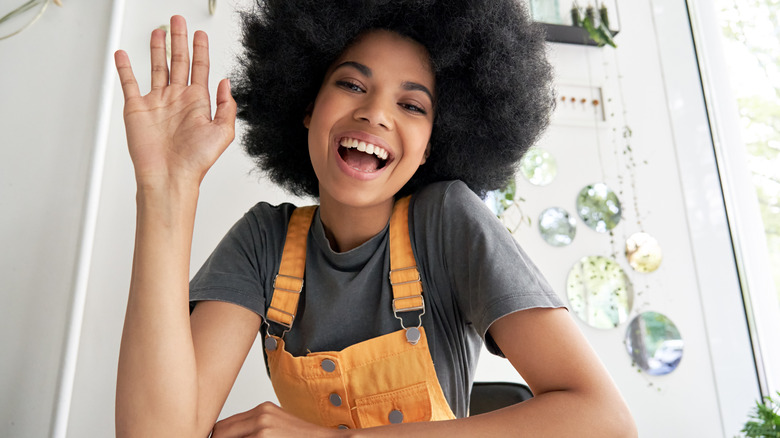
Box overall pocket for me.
[354,382,433,428]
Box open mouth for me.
[337,137,390,173]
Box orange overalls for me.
[262,196,457,429]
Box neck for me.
[318,193,395,253]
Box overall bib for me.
[263,197,457,429]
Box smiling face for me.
[304,29,435,211]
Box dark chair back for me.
[469,381,534,416]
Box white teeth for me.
[339,138,389,161]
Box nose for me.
[353,95,393,130]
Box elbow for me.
[618,413,638,438]
[603,402,638,438]
[622,410,638,438]
[577,388,636,438]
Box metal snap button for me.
[388,409,403,424]
[321,358,336,372]
[405,327,421,345]
[264,337,277,351]
[337,424,349,430]
[329,393,342,407]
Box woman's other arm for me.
[363,308,637,437]
[480,307,637,436]
[358,307,637,437]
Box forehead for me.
[332,29,435,87]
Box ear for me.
[420,143,431,165]
[303,102,314,129]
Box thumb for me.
[214,78,237,133]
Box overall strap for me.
[266,206,317,331]
[388,196,425,321]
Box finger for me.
[114,50,141,100]
[211,411,256,438]
[168,15,190,85]
[150,28,169,90]
[191,30,210,87]
[214,78,237,134]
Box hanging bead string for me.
[610,47,645,232]
[602,43,654,313]
[583,41,620,259]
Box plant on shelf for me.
[571,1,617,48]
[740,391,780,438]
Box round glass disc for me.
[520,147,557,186]
[566,255,633,329]
[625,311,683,376]
[485,179,516,217]
[484,179,526,233]
[576,183,622,232]
[538,207,576,246]
[625,232,662,272]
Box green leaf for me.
[0,0,41,26]
[580,14,617,48]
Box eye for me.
[336,80,365,93]
[399,102,427,115]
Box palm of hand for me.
[115,16,236,186]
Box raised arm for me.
[114,15,260,437]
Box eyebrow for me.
[333,61,434,102]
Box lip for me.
[332,130,395,181]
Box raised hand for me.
[114,15,236,187]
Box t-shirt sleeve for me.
[189,202,293,316]
[422,181,565,357]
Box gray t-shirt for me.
[190,180,564,418]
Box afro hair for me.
[232,0,554,199]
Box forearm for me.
[350,388,636,438]
[116,180,206,437]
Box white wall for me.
[0,2,115,437]
[0,0,762,437]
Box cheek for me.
[306,118,329,173]
[307,100,343,144]
[408,126,433,156]
[306,108,332,147]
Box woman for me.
[113,1,637,436]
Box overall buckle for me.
[389,267,425,345]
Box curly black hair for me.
[232,0,554,198]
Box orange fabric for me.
[389,197,424,311]
[266,206,316,328]
[267,328,455,428]
[265,197,456,429]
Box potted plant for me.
[741,392,780,438]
